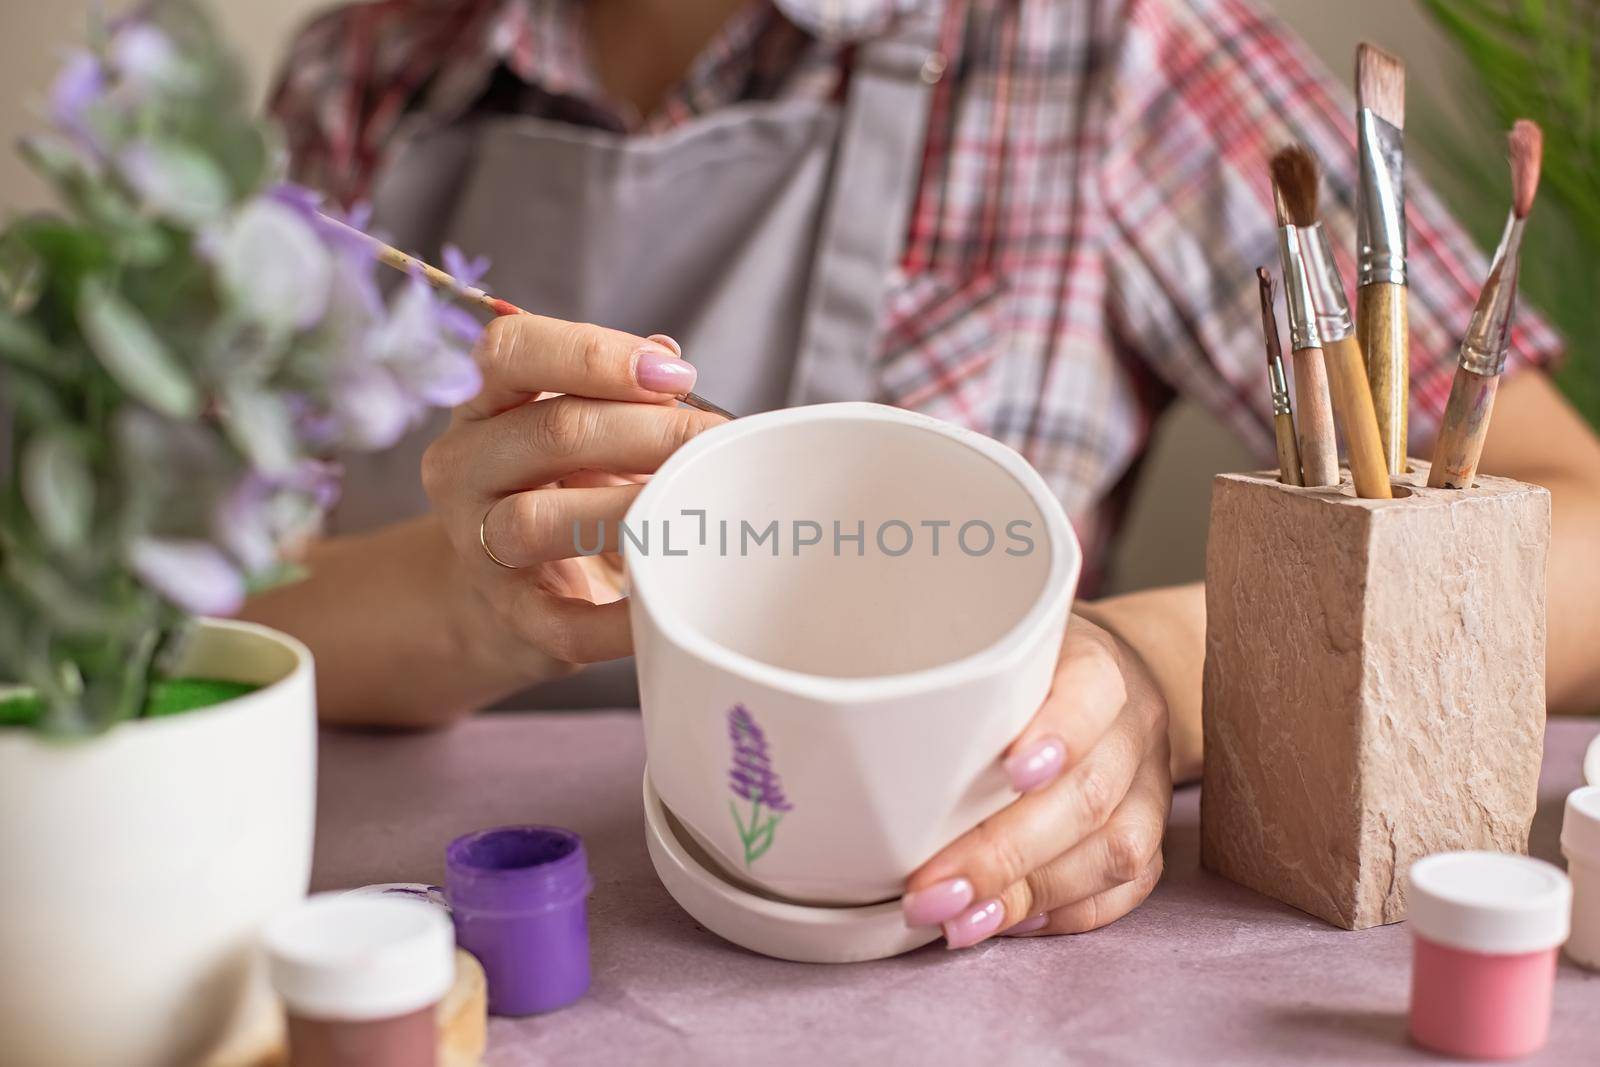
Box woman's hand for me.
[421,313,722,682]
[900,614,1173,946]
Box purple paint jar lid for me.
[446,825,594,913]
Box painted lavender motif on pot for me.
[727,705,792,867]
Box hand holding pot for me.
[421,314,722,674]
[901,614,1172,947]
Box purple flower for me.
[275,186,381,265]
[214,461,340,575]
[50,50,105,153]
[438,245,491,343]
[379,274,483,406]
[442,244,489,289]
[328,360,418,451]
[214,477,276,574]
[109,24,185,97]
[265,182,324,217]
[728,704,792,812]
[129,538,245,616]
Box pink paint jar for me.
[265,893,456,1067]
[1561,785,1600,969]
[1407,851,1571,1060]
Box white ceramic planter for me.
[627,402,1079,905]
[0,618,316,1067]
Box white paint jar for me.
[1561,785,1600,970]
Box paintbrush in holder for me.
[1199,462,1549,929]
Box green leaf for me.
[0,231,45,315]
[0,687,43,727]
[78,276,200,418]
[244,560,309,595]
[21,431,95,552]
[17,134,96,190]
[0,311,59,377]
[220,382,297,473]
[119,141,233,226]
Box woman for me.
[254,0,1600,949]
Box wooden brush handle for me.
[1324,335,1392,499]
[1428,367,1499,488]
[1358,282,1408,475]
[1273,412,1304,486]
[1291,347,1339,487]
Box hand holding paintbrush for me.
[1272,146,1392,500]
[1356,43,1408,474]
[316,213,736,420]
[1428,121,1542,489]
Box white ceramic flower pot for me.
[0,618,316,1067]
[626,402,1079,905]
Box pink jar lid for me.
[264,893,456,1021]
[1563,786,1600,865]
[1408,852,1571,955]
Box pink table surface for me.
[312,714,1600,1066]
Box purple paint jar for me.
[445,825,594,1015]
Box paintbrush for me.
[1428,121,1542,489]
[1356,43,1409,474]
[1272,146,1392,499]
[1270,164,1339,487]
[1258,267,1304,486]
[317,213,736,420]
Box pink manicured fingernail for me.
[901,877,973,926]
[1002,914,1049,936]
[646,333,682,357]
[943,898,1005,949]
[1005,734,1066,792]
[636,346,696,394]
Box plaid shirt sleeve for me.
[1099,0,1565,458]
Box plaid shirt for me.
[272,0,1561,593]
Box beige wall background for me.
[0,0,1480,593]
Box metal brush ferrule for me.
[1299,222,1354,342]
[1276,224,1322,351]
[1269,358,1292,415]
[1356,108,1407,287]
[1458,213,1525,377]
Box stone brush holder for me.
[1200,461,1549,930]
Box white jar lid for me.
[1562,786,1600,866]
[264,893,456,1021]
[1407,851,1571,955]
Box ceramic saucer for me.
[641,768,940,963]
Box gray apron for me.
[333,2,947,706]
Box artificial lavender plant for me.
[0,0,483,736]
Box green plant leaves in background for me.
[0,234,45,315]
[118,140,233,227]
[1419,0,1600,427]
[218,383,297,475]
[1,0,481,737]
[78,276,200,418]
[21,431,94,553]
